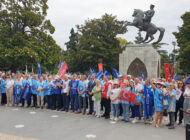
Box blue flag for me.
[141,72,146,81]
[88,70,96,81]
[59,60,63,69]
[185,76,190,85]
[111,67,119,79]
[174,74,178,81]
[104,69,109,76]
[67,72,71,76]
[96,70,103,80]
[38,61,42,77]
[90,68,93,73]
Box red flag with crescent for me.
[57,62,68,79]
[164,63,170,81]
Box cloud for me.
[47,0,189,53]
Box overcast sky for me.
[47,0,189,53]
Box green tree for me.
[173,12,190,75]
[0,0,61,72]
[64,14,127,73]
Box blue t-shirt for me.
[1,80,7,94]
[31,79,39,95]
[44,80,52,95]
[69,80,79,94]
[78,80,88,97]
[52,80,63,94]
[38,81,45,95]
[14,80,22,95]
[154,88,164,108]
[168,89,176,109]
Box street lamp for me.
[172,41,176,73]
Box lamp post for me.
[172,41,176,73]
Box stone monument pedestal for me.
[119,44,160,79]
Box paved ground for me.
[0,106,185,140]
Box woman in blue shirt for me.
[152,82,165,128]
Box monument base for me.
[119,44,160,79]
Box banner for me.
[57,62,68,79]
[98,63,103,72]
[96,70,103,80]
[170,64,174,79]
[38,61,42,78]
[104,69,109,76]
[164,63,170,81]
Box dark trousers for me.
[27,94,32,107]
[61,93,69,111]
[175,101,183,123]
[88,95,94,114]
[102,98,111,118]
[1,93,7,105]
[70,94,78,111]
[130,105,135,118]
[31,94,37,107]
[169,112,175,127]
[46,95,52,109]
[21,98,25,107]
[52,94,61,110]
[79,96,87,113]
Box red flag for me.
[98,63,103,72]
[57,62,68,78]
[164,63,170,81]
[170,64,174,79]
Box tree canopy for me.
[64,14,127,73]
[173,11,190,75]
[0,0,61,72]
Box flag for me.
[185,76,190,85]
[88,70,96,81]
[67,72,71,76]
[111,67,119,79]
[174,74,178,81]
[90,68,93,73]
[59,60,63,69]
[96,70,103,80]
[170,64,174,79]
[164,63,170,81]
[104,69,109,76]
[38,61,42,77]
[141,72,146,81]
[98,63,103,72]
[57,62,68,79]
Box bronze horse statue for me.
[125,9,165,44]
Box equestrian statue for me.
[125,4,165,44]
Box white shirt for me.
[6,79,14,89]
[184,87,190,98]
[110,88,121,104]
[61,80,70,93]
[175,88,182,100]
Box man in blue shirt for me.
[31,74,38,108]
[52,76,63,110]
[68,74,79,112]
[77,75,88,114]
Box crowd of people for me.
[0,71,190,129]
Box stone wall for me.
[119,44,160,79]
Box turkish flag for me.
[130,92,137,104]
[170,64,174,79]
[164,63,170,81]
[98,63,103,72]
[57,62,68,79]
